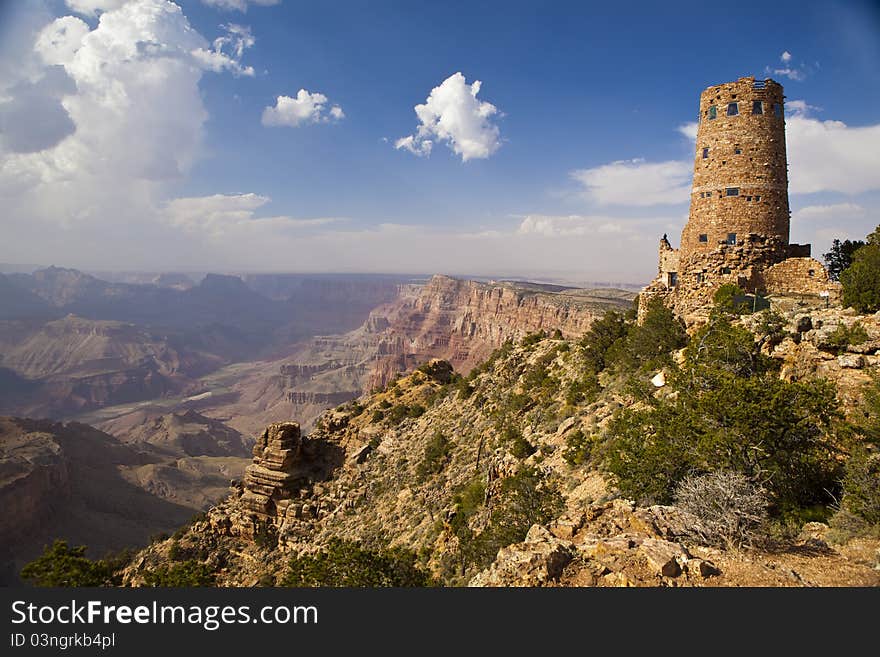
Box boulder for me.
[469,525,574,587]
[838,353,865,369]
[638,537,688,577]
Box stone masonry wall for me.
[762,257,840,299]
[680,78,789,261]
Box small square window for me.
[734,148,742,154]
[755,195,761,201]
[753,100,763,115]
[702,147,709,159]
[808,269,815,277]
[727,233,737,245]
[726,187,739,196]
[746,196,752,201]
[727,102,739,116]
[721,267,732,274]
[708,105,717,120]
[773,103,783,117]
[698,234,708,243]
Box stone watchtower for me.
[641,76,835,321]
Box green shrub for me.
[562,430,590,466]
[520,331,547,348]
[470,467,563,569]
[387,404,409,424]
[142,560,216,587]
[603,316,842,509]
[416,431,453,480]
[824,238,866,281]
[282,539,433,587]
[755,309,788,346]
[509,434,536,459]
[606,297,687,373]
[840,236,880,313]
[839,449,880,526]
[826,322,870,350]
[370,409,384,423]
[580,309,628,373]
[254,520,278,549]
[564,374,600,406]
[21,540,120,587]
[713,283,749,314]
[456,378,475,399]
[416,360,454,383]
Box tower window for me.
[808,269,815,277]
[702,147,709,159]
[755,195,761,201]
[746,196,752,201]
[698,234,708,243]
[753,100,763,115]
[726,187,739,196]
[727,102,739,116]
[773,103,783,117]
[734,147,742,154]
[708,105,717,120]
[721,267,732,274]
[727,233,737,245]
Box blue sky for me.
[1,0,878,283]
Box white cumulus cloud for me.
[781,50,792,63]
[165,193,340,236]
[34,16,90,65]
[571,159,692,206]
[65,1,128,17]
[677,122,698,140]
[786,113,880,195]
[201,0,281,12]
[0,0,262,268]
[261,89,344,127]
[396,72,502,162]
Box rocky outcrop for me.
[236,422,344,535]
[241,422,304,518]
[470,500,715,587]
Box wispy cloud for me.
[570,159,692,206]
[200,0,281,12]
[766,50,808,81]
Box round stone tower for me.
[639,76,836,324]
[680,77,789,261]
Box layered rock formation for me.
[189,275,633,434]
[241,422,304,519]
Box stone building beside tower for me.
[640,76,837,321]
